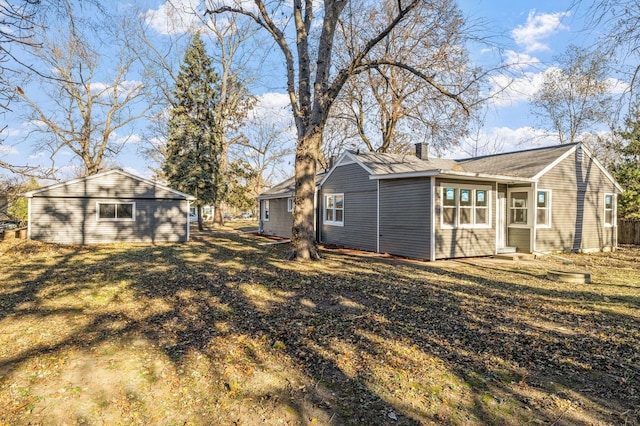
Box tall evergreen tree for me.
[611,109,640,220]
[163,33,225,231]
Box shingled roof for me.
[457,143,577,178]
[346,143,579,181]
[257,171,327,199]
[259,142,622,199]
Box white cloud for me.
[143,0,206,36]
[502,50,540,70]
[90,80,143,99]
[249,92,293,124]
[0,145,18,155]
[115,134,142,145]
[28,151,46,159]
[488,71,546,107]
[512,10,570,53]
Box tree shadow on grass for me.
[0,235,638,425]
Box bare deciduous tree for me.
[207,0,471,261]
[330,0,479,155]
[530,45,613,145]
[15,2,152,177]
[581,0,640,106]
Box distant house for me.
[24,169,196,244]
[257,172,326,239]
[258,142,623,260]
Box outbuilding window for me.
[97,202,135,221]
[287,197,294,212]
[324,194,344,226]
[604,193,615,227]
[262,200,270,221]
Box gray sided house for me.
[257,172,326,239]
[261,142,623,260]
[25,169,196,244]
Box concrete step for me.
[493,252,536,261]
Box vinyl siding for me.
[434,179,496,259]
[508,228,531,252]
[261,198,293,238]
[34,172,181,199]
[30,197,188,244]
[379,178,431,260]
[536,150,618,252]
[320,163,377,252]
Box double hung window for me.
[535,190,551,227]
[324,194,344,226]
[604,193,615,227]
[509,192,528,225]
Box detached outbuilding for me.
[24,169,196,244]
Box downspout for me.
[376,180,380,253]
[186,200,191,241]
[430,176,436,261]
[531,183,537,253]
[314,188,318,242]
[494,181,498,255]
[27,197,32,240]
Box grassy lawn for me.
[1,225,638,425]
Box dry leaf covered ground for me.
[0,225,638,425]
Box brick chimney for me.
[415,142,429,160]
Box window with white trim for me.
[440,185,491,228]
[536,190,551,228]
[262,200,270,221]
[324,194,344,226]
[604,193,615,227]
[97,202,135,221]
[287,197,294,212]
[509,191,528,225]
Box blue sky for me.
[0,0,624,182]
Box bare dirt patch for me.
[0,235,638,425]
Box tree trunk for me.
[289,130,322,261]
[197,205,204,231]
[212,203,224,226]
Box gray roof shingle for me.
[351,143,578,179]
[456,143,577,178]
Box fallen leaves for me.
[0,234,639,425]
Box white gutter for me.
[369,169,534,183]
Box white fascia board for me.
[24,169,196,200]
[441,171,535,183]
[370,169,534,183]
[319,151,374,186]
[256,192,294,201]
[580,144,625,193]
[531,144,578,181]
[369,170,441,180]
